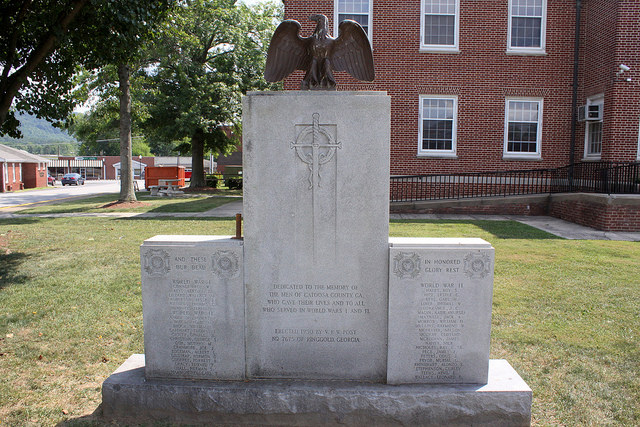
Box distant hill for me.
[0,113,77,144]
[0,113,79,155]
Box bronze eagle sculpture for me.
[264,14,375,90]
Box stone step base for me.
[102,355,531,426]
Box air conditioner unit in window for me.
[579,103,602,121]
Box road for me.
[0,180,123,210]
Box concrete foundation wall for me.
[391,193,640,232]
[548,193,640,232]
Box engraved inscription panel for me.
[167,277,217,377]
[388,240,494,384]
[243,92,391,380]
[141,237,244,380]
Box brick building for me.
[282,0,640,175]
[0,144,49,192]
[47,156,215,180]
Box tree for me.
[69,69,152,157]
[0,0,91,137]
[142,0,280,188]
[1,0,174,201]
[81,1,174,202]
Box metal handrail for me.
[390,162,640,203]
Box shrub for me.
[225,177,243,190]
[205,175,218,188]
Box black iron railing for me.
[390,162,640,203]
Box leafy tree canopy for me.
[69,66,153,156]
[0,0,174,138]
[141,0,281,186]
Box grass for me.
[17,192,239,214]
[0,217,638,425]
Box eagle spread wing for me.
[264,20,311,82]
[330,20,375,82]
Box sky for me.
[239,0,271,6]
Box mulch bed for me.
[100,201,151,209]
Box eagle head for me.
[309,14,329,33]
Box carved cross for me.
[290,113,341,260]
[290,113,341,191]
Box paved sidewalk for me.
[1,200,638,241]
[391,212,640,241]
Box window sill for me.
[502,154,542,161]
[505,49,546,56]
[417,153,458,159]
[420,47,460,54]
[581,156,602,161]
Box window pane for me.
[423,120,453,150]
[508,100,538,122]
[337,0,369,35]
[512,0,543,17]
[338,13,369,34]
[511,17,541,47]
[423,98,453,119]
[508,122,538,152]
[424,14,455,45]
[422,98,455,151]
[338,0,369,14]
[424,0,456,15]
[588,121,602,155]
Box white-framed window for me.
[19,164,22,181]
[2,163,7,184]
[504,98,543,159]
[334,0,372,40]
[418,95,458,157]
[13,163,16,182]
[421,0,460,52]
[507,0,546,54]
[583,94,604,160]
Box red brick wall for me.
[608,1,640,162]
[283,1,640,173]
[390,193,640,231]
[22,163,47,188]
[2,162,24,191]
[549,194,640,232]
[284,1,578,175]
[390,195,549,216]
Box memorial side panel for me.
[141,236,244,380]
[388,239,495,384]
[243,92,390,380]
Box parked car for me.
[61,173,85,186]
[48,174,56,185]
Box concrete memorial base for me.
[103,354,532,426]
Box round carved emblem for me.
[464,252,491,279]
[393,252,422,279]
[212,250,239,278]
[143,249,171,277]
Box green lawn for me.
[0,218,638,425]
[18,192,239,214]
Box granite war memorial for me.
[102,16,532,425]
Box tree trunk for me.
[190,128,206,188]
[118,63,137,202]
